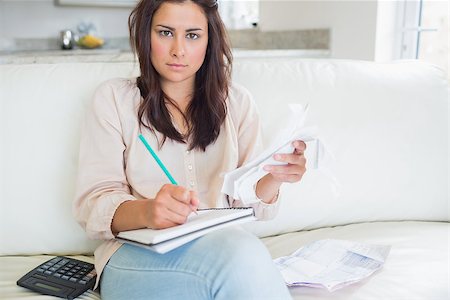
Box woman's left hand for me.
[255,140,307,204]
[263,140,307,183]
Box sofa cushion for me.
[236,58,449,237]
[262,221,449,300]
[0,63,139,256]
[0,59,448,255]
[3,221,448,299]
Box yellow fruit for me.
[78,34,104,49]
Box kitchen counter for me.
[0,48,134,64]
[0,49,330,64]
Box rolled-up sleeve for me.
[73,80,136,240]
[228,85,281,220]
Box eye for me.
[186,33,199,40]
[159,30,173,37]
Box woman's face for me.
[150,1,209,88]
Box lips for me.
[167,63,187,67]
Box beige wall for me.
[0,0,131,39]
[259,0,378,60]
[1,0,379,60]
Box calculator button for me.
[44,271,52,275]
[33,274,47,280]
[53,273,62,278]
[61,275,70,280]
[36,268,45,273]
[49,258,61,264]
[69,278,78,283]
[79,280,87,285]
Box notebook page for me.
[116,208,254,245]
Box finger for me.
[271,173,304,183]
[167,185,191,203]
[272,153,307,165]
[163,206,189,225]
[165,198,192,218]
[292,140,306,154]
[264,163,305,175]
[189,190,200,209]
[294,148,304,155]
[150,206,182,229]
[155,217,179,229]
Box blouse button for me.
[186,150,190,155]
[189,181,195,187]
[187,164,193,171]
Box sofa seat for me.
[4,221,448,300]
[261,221,449,300]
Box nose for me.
[170,36,185,58]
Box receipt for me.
[274,239,391,292]
[221,104,335,204]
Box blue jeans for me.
[100,227,292,300]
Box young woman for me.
[74,0,306,299]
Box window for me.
[400,0,448,79]
[218,1,259,29]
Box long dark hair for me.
[129,0,232,151]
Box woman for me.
[74,0,306,299]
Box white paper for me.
[119,215,255,254]
[116,208,256,253]
[273,239,391,292]
[221,104,336,204]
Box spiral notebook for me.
[116,207,255,254]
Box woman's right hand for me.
[144,184,199,229]
[111,185,199,235]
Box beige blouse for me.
[73,78,280,288]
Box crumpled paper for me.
[221,104,337,204]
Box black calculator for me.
[17,256,97,299]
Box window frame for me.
[399,0,439,59]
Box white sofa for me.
[0,57,448,300]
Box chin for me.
[162,73,196,84]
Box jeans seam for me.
[105,264,213,295]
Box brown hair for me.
[129,0,232,151]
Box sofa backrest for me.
[0,58,448,255]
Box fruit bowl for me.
[76,34,104,49]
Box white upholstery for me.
[235,58,449,237]
[263,221,449,300]
[2,221,448,300]
[0,58,448,299]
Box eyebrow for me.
[155,24,204,32]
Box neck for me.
[160,78,195,112]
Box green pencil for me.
[138,134,178,185]
[138,134,197,215]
